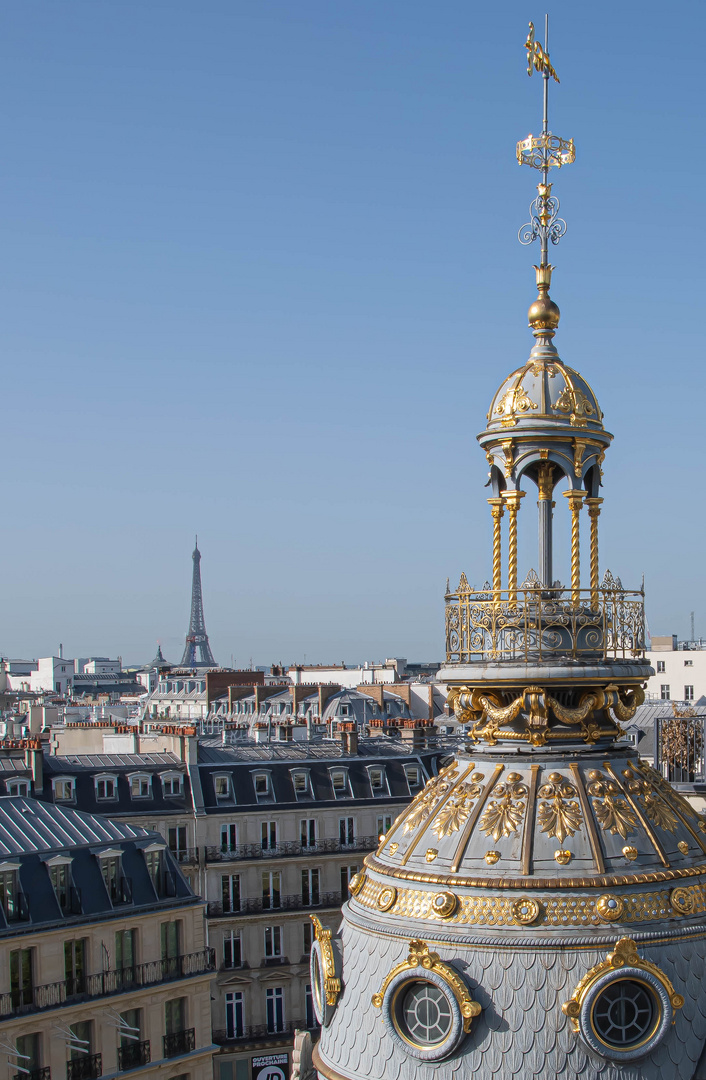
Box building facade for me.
[0,792,215,1080]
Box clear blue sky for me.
[1,1,703,665]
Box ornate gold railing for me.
[445,581,645,662]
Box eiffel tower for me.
[180,537,217,668]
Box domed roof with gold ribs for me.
[485,356,604,434]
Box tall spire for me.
[180,538,217,668]
[517,17,575,333]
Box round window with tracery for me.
[399,983,453,1046]
[591,980,656,1049]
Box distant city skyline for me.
[1,1,703,662]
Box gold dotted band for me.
[354,875,706,930]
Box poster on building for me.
[252,1054,289,1080]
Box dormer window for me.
[47,857,74,914]
[144,846,164,891]
[0,864,22,921]
[291,770,311,799]
[129,774,152,799]
[7,780,29,797]
[161,773,183,797]
[214,775,231,800]
[53,777,75,802]
[254,774,269,795]
[330,769,351,798]
[405,765,421,790]
[95,775,118,801]
[367,766,388,796]
[99,850,129,904]
[339,704,350,716]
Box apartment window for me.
[10,948,33,1009]
[685,685,695,702]
[223,931,242,968]
[118,1009,144,1072]
[254,773,270,796]
[339,818,355,846]
[302,922,313,957]
[661,685,671,700]
[225,991,244,1039]
[53,778,75,801]
[301,869,320,907]
[377,815,393,838]
[50,863,72,913]
[64,939,86,997]
[339,704,350,716]
[0,869,20,920]
[221,874,241,914]
[168,826,188,858]
[221,823,238,853]
[300,819,317,849]
[685,659,694,667]
[95,775,117,800]
[262,871,281,910]
[15,1034,41,1079]
[115,929,136,973]
[68,1021,94,1073]
[214,775,231,799]
[161,921,181,976]
[266,987,285,1033]
[164,997,186,1035]
[305,983,315,1029]
[7,780,28,797]
[130,775,151,799]
[145,850,162,890]
[404,765,421,789]
[264,926,283,960]
[162,773,183,797]
[101,856,123,902]
[340,865,359,896]
[657,661,666,673]
[261,821,277,851]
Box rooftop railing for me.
[445,581,646,663]
[0,948,215,1019]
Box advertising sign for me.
[252,1053,289,1080]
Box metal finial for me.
[517,17,575,271]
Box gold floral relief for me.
[431,781,483,839]
[479,774,528,842]
[620,767,679,833]
[588,771,637,839]
[402,764,459,833]
[537,773,582,844]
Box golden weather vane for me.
[517,16,575,273]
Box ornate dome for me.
[485,353,605,435]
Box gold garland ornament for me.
[310,916,341,1007]
[562,937,684,1032]
[372,940,481,1031]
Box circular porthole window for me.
[577,968,673,1062]
[382,968,466,1061]
[309,936,341,1027]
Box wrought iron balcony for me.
[168,848,199,865]
[66,1055,101,1080]
[445,579,645,663]
[212,1021,318,1045]
[206,892,343,918]
[205,836,379,863]
[117,1041,150,1071]
[14,1068,50,1080]
[0,949,215,1019]
[163,1029,195,1058]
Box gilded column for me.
[503,491,525,605]
[536,461,555,590]
[487,498,505,600]
[563,490,584,607]
[585,497,603,608]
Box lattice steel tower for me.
[180,537,217,668]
